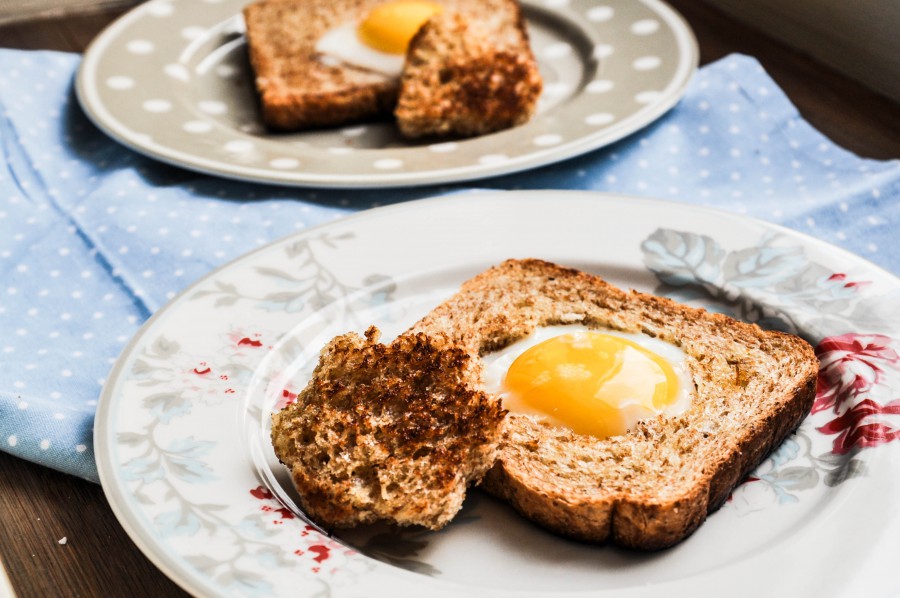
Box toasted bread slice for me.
[243,0,540,134]
[271,326,505,530]
[395,9,542,138]
[407,259,818,549]
[243,0,399,131]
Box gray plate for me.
[76,0,697,188]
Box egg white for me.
[315,22,405,79]
[481,325,693,433]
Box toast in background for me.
[396,10,542,138]
[242,0,542,136]
[243,0,399,131]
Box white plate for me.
[95,191,900,597]
[75,0,697,188]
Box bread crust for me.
[408,259,818,549]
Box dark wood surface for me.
[0,3,897,597]
[0,451,188,597]
[667,0,900,161]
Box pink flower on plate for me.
[275,388,299,410]
[818,399,900,454]
[824,272,871,290]
[813,333,898,414]
[813,333,900,454]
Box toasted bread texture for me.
[407,259,818,549]
[243,0,399,131]
[395,9,542,138]
[242,0,541,135]
[271,326,505,530]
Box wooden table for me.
[1,3,898,597]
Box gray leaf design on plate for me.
[642,227,899,508]
[723,238,807,288]
[190,231,394,320]
[641,228,725,287]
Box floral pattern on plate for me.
[641,228,899,514]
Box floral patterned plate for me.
[95,191,900,597]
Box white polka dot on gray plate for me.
[374,158,403,170]
[429,142,458,153]
[163,64,190,82]
[145,2,174,16]
[534,134,563,146]
[586,112,615,125]
[586,6,614,21]
[126,40,155,54]
[479,154,509,165]
[106,76,134,90]
[635,90,662,104]
[630,19,660,35]
[198,101,227,115]
[142,99,172,113]
[593,44,614,59]
[586,79,614,94]
[269,158,299,169]
[183,120,213,134]
[633,56,662,71]
[181,26,207,41]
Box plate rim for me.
[75,0,699,189]
[95,190,899,597]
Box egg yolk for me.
[503,332,681,439]
[357,1,443,54]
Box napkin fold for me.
[0,49,897,483]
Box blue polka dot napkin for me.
[0,48,897,482]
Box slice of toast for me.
[395,9,543,138]
[243,0,541,134]
[243,0,400,131]
[271,326,505,530]
[407,259,818,549]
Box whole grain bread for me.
[395,9,542,138]
[243,0,399,131]
[270,326,505,530]
[242,0,541,134]
[407,259,818,549]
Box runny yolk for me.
[357,1,443,55]
[502,332,680,439]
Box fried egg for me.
[314,1,442,78]
[482,325,693,439]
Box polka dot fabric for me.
[0,49,897,482]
